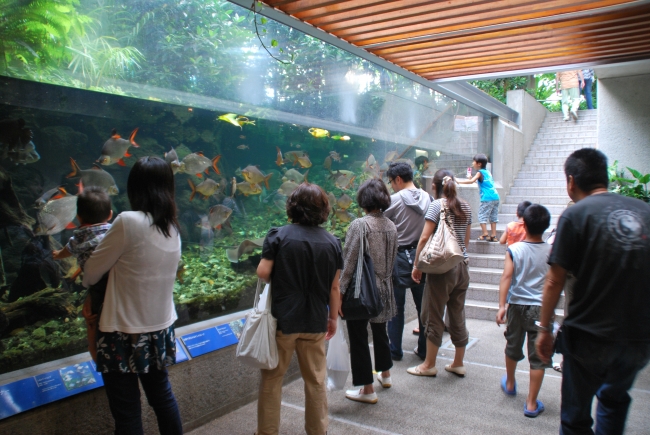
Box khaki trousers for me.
[422,262,470,348]
[257,331,327,435]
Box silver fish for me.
[208,204,233,229]
[35,194,78,235]
[97,128,139,166]
[282,168,309,183]
[164,147,181,174]
[277,180,299,196]
[179,153,220,177]
[66,158,119,195]
[35,186,66,209]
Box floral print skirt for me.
[95,325,177,373]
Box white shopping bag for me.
[257,283,270,311]
[236,280,278,370]
[326,318,350,391]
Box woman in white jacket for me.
[83,156,183,435]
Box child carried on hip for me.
[53,186,113,362]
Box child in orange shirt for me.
[500,201,531,246]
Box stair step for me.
[466,283,566,308]
[513,178,567,187]
[521,163,566,172]
[501,203,566,214]
[508,186,568,196]
[524,156,571,164]
[505,195,571,205]
[469,267,503,285]
[516,171,566,179]
[499,213,561,225]
[468,253,505,269]
[527,144,593,151]
[466,239,508,254]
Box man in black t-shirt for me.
[536,149,650,435]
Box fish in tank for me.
[0,79,483,374]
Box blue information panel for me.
[180,324,239,358]
[1,319,241,420]
[175,339,189,363]
[0,361,103,420]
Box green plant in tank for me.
[0,0,91,71]
[608,161,650,203]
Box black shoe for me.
[391,354,403,361]
[414,347,425,360]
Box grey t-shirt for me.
[384,188,431,246]
[507,241,551,306]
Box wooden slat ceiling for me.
[262,0,650,81]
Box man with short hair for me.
[384,162,431,360]
[536,148,650,435]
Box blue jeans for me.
[102,367,183,435]
[557,326,650,435]
[582,78,594,109]
[388,283,426,359]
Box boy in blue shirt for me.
[459,153,500,241]
[496,204,552,418]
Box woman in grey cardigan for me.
[339,179,398,404]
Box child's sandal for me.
[477,235,490,241]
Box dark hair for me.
[432,169,467,220]
[473,153,488,169]
[357,179,391,212]
[414,155,429,168]
[77,186,111,225]
[564,148,609,192]
[516,201,532,218]
[286,182,330,226]
[523,204,551,236]
[386,162,413,183]
[127,156,180,238]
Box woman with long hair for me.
[408,169,472,378]
[339,179,398,404]
[83,156,183,435]
[256,183,342,435]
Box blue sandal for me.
[524,400,545,418]
[501,374,517,396]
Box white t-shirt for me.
[83,211,181,334]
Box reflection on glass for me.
[0,0,491,374]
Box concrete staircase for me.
[464,109,597,321]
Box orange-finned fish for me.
[295,153,312,169]
[179,153,221,177]
[241,165,273,190]
[97,128,139,166]
[66,158,119,195]
[188,178,221,201]
[275,147,284,167]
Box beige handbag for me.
[417,199,465,274]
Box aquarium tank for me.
[0,0,492,374]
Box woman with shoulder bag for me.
[256,183,342,435]
[408,169,472,378]
[339,179,398,404]
[83,157,183,435]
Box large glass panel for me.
[0,0,491,374]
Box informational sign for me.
[453,115,480,132]
[1,318,243,420]
[180,324,239,358]
[176,338,189,363]
[0,361,103,420]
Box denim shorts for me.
[478,200,499,223]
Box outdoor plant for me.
[608,161,650,203]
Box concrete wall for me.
[492,89,548,196]
[597,74,650,176]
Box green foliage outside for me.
[608,161,650,203]
[470,73,597,112]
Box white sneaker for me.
[345,388,378,404]
[563,116,570,121]
[570,109,578,120]
[376,372,392,388]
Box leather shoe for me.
[407,365,437,377]
[345,388,378,404]
[444,364,466,377]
